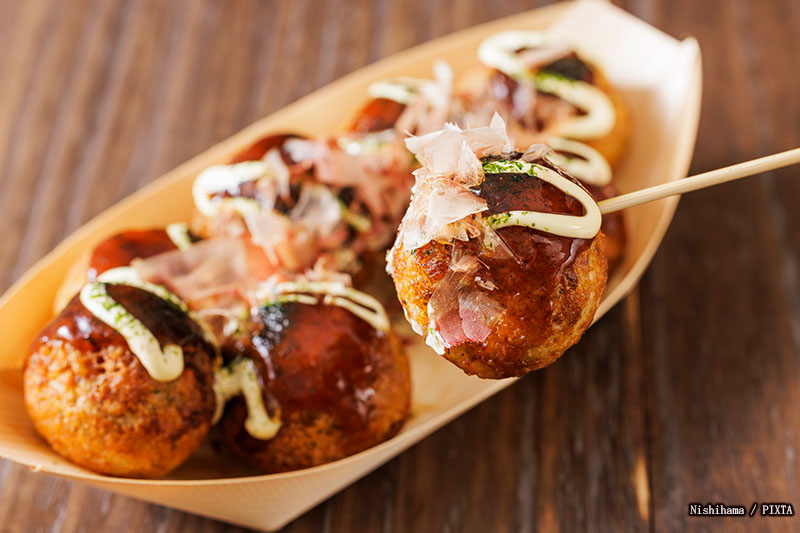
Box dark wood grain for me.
[0,0,798,531]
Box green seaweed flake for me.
[486,212,512,225]
[482,159,538,177]
[534,70,577,86]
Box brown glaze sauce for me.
[476,156,591,276]
[88,229,177,280]
[38,284,212,366]
[485,165,587,272]
[476,158,586,217]
[349,98,407,134]
[230,133,302,164]
[485,52,596,129]
[233,302,387,449]
[540,52,595,83]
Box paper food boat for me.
[0,1,701,530]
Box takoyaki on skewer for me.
[388,116,608,378]
[455,30,630,166]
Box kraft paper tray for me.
[0,1,701,530]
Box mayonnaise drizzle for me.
[98,267,187,308]
[367,77,429,105]
[533,72,616,139]
[97,267,219,351]
[544,137,612,186]
[337,129,397,156]
[483,161,602,239]
[166,222,193,250]
[192,160,273,217]
[213,357,281,440]
[477,30,553,77]
[94,267,276,437]
[80,282,184,382]
[259,280,390,333]
[477,30,616,139]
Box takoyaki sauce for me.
[38,284,209,369]
[217,133,310,213]
[88,229,177,280]
[417,158,594,353]
[489,167,587,267]
[486,51,596,128]
[349,98,407,134]
[231,133,302,164]
[541,52,595,83]
[251,302,385,440]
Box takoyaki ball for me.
[219,302,411,473]
[54,227,198,313]
[25,284,217,477]
[390,157,608,378]
[455,34,629,166]
[192,132,413,275]
[190,133,306,241]
[349,97,407,134]
[534,54,629,166]
[87,228,179,280]
[230,133,302,164]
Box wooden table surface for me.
[1,0,798,531]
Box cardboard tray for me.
[0,1,702,529]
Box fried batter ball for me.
[349,97,407,134]
[24,284,217,478]
[390,158,608,378]
[217,302,411,473]
[189,133,302,241]
[455,55,629,167]
[87,228,179,280]
[54,228,182,313]
[191,132,413,277]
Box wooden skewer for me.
[597,147,800,215]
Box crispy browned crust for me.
[391,234,608,378]
[24,313,216,478]
[218,308,411,474]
